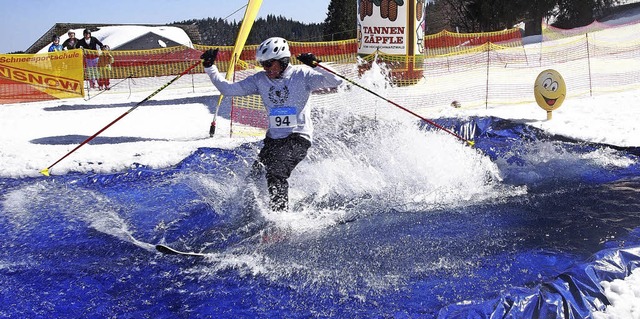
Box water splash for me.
[1,180,154,251]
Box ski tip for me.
[39,168,50,176]
[155,244,206,257]
[155,244,178,255]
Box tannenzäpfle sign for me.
[357,0,426,56]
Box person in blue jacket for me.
[202,37,343,212]
[48,35,62,52]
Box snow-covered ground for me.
[594,267,640,319]
[1,78,638,178]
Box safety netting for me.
[423,28,523,57]
[3,18,640,139]
[99,46,202,78]
[204,20,640,137]
[542,16,640,41]
[80,46,203,95]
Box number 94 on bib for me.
[269,107,298,128]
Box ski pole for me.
[40,60,201,176]
[315,62,474,146]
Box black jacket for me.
[62,38,79,50]
[76,36,105,51]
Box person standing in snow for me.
[202,37,343,212]
[76,28,105,89]
[97,45,114,90]
[62,30,79,50]
[48,35,63,52]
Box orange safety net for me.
[542,16,640,41]
[92,46,203,79]
[5,18,640,140]
[423,28,522,57]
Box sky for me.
[0,0,330,54]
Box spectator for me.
[76,28,105,89]
[97,45,114,90]
[48,35,62,52]
[62,30,79,50]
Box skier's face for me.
[261,59,283,79]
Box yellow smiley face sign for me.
[534,69,566,112]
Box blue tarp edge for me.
[437,245,640,318]
[434,116,640,318]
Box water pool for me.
[1,116,639,318]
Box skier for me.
[201,37,343,212]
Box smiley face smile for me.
[542,95,557,106]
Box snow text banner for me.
[0,50,84,104]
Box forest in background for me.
[176,15,325,46]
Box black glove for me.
[200,49,218,68]
[297,53,321,68]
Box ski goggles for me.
[261,59,277,68]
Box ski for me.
[155,244,207,257]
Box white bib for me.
[268,107,297,129]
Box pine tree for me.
[323,0,357,41]
[555,0,620,28]
[425,0,453,33]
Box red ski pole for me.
[315,62,474,146]
[40,60,201,176]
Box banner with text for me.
[357,0,426,56]
[0,50,84,104]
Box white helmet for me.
[256,37,290,62]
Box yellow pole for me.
[210,0,264,137]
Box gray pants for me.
[250,133,311,211]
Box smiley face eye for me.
[542,78,553,89]
[550,82,558,91]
